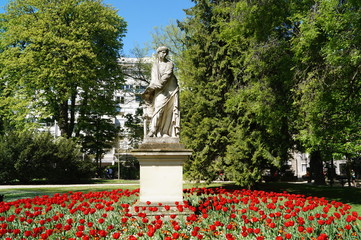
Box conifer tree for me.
[179,0,232,182]
[179,0,294,186]
[157,0,361,186]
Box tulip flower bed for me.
[0,188,360,240]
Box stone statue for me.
[142,46,180,138]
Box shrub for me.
[0,131,95,184]
[50,136,95,182]
[0,135,16,183]
[16,132,58,182]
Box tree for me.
[0,132,24,183]
[178,0,231,182]
[178,0,294,187]
[15,132,59,182]
[291,0,361,184]
[0,0,126,138]
[123,111,143,149]
[77,113,120,174]
[150,21,187,59]
[221,0,294,187]
[0,131,92,184]
[125,47,152,85]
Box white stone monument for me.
[131,46,192,212]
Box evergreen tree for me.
[179,0,294,187]
[156,0,360,187]
[179,0,231,182]
[222,0,294,187]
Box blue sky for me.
[0,0,194,56]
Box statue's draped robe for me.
[147,60,179,137]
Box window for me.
[301,164,307,173]
[115,118,120,126]
[339,163,347,175]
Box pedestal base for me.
[131,138,192,207]
[131,201,193,218]
[139,160,184,203]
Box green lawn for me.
[0,185,139,202]
[256,182,361,213]
[1,180,360,213]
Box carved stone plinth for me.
[131,138,192,206]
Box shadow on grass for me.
[255,182,361,206]
[214,181,361,206]
[2,190,47,201]
[203,181,361,212]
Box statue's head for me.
[156,46,169,54]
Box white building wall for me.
[289,150,348,179]
[289,151,309,178]
[102,57,150,165]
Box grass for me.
[256,181,361,213]
[3,178,140,185]
[1,179,360,213]
[0,179,139,202]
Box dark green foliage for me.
[77,114,119,173]
[0,134,26,183]
[176,0,361,187]
[179,0,232,182]
[118,156,139,180]
[51,136,95,182]
[224,36,294,187]
[179,0,293,187]
[291,0,361,181]
[14,132,56,182]
[0,131,94,184]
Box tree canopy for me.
[0,0,360,186]
[0,0,127,139]
[173,0,361,187]
[291,0,361,184]
[176,0,293,187]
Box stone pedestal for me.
[131,137,192,206]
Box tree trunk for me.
[75,92,88,138]
[310,150,326,185]
[345,155,352,187]
[58,100,69,138]
[96,148,102,177]
[68,91,77,137]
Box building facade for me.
[288,150,348,179]
[102,57,150,166]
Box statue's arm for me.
[148,61,174,89]
[148,64,162,89]
[159,62,174,83]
